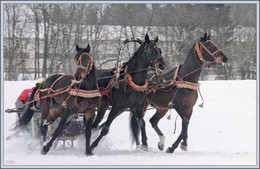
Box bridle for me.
[76,52,93,80]
[195,39,223,65]
[179,39,224,80]
[123,40,164,92]
[143,41,162,68]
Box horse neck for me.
[126,50,149,85]
[80,66,98,90]
[178,46,203,83]
[96,69,112,88]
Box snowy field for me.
[1,80,258,168]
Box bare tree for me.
[3,4,32,80]
[3,3,256,80]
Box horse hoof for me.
[41,146,49,155]
[158,143,164,151]
[136,145,148,151]
[41,149,48,155]
[85,152,94,156]
[90,144,96,151]
[141,145,148,151]
[180,143,188,151]
[166,147,174,153]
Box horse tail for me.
[129,113,140,145]
[18,83,41,126]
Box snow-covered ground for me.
[1,80,258,168]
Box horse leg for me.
[180,108,193,151]
[92,102,109,129]
[129,115,148,151]
[41,108,70,155]
[180,121,189,151]
[166,118,189,153]
[39,99,61,142]
[37,99,50,142]
[40,124,48,142]
[90,105,122,151]
[149,108,168,151]
[166,106,190,153]
[129,106,141,147]
[138,117,148,150]
[83,109,95,156]
[131,100,149,150]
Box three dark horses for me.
[17,33,227,156]
[130,33,228,153]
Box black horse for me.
[90,34,166,151]
[18,44,100,156]
[130,33,228,153]
[92,38,165,129]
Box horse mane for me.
[125,51,139,70]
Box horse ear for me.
[200,33,207,41]
[145,34,150,43]
[76,44,80,52]
[203,33,207,39]
[86,44,90,53]
[207,33,211,40]
[154,36,159,43]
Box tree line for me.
[3,3,257,80]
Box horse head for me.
[196,33,228,65]
[142,34,166,74]
[74,44,94,80]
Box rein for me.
[178,39,222,80]
[195,40,222,64]
[76,52,94,83]
[76,52,93,71]
[97,67,155,81]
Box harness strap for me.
[173,65,182,81]
[195,41,206,62]
[49,75,67,93]
[69,89,101,98]
[149,64,200,93]
[175,81,200,90]
[126,74,148,92]
[34,78,76,101]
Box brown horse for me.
[18,44,101,156]
[130,33,228,153]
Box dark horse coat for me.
[90,34,166,151]
[18,44,100,156]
